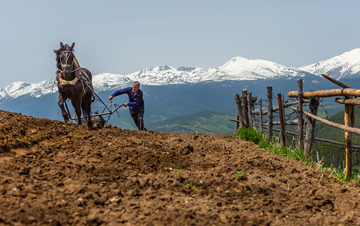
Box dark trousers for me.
[129,109,145,130]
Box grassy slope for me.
[147,109,236,135]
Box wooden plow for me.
[72,102,124,128]
[70,77,124,128]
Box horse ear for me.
[71,42,75,49]
[60,42,64,48]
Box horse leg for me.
[71,98,82,125]
[82,94,93,129]
[58,93,71,124]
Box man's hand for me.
[124,103,129,107]
[108,96,113,100]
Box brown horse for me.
[54,42,93,129]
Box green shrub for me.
[235,127,260,144]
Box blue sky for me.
[0,0,360,87]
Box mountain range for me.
[2,48,360,100]
[0,56,309,100]
[1,48,360,133]
[299,48,360,80]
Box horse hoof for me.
[88,126,96,131]
[66,119,72,124]
[87,121,96,130]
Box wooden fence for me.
[231,84,311,148]
[231,74,360,181]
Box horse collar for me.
[58,77,79,86]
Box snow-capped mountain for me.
[0,56,306,100]
[0,79,55,100]
[122,57,305,87]
[299,48,360,80]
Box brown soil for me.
[0,110,359,226]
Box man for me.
[109,81,145,130]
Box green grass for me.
[171,163,181,173]
[235,127,260,144]
[244,188,256,197]
[235,127,360,184]
[234,171,246,180]
[183,180,195,190]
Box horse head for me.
[54,42,76,80]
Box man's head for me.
[132,81,140,93]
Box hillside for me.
[1,110,360,225]
[315,107,360,144]
[313,107,360,171]
[147,110,236,135]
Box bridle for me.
[52,46,93,100]
[59,50,81,74]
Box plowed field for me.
[0,110,359,226]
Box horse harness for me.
[52,51,92,97]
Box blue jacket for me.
[111,87,144,110]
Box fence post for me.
[242,89,249,128]
[304,98,319,160]
[238,94,244,128]
[259,99,263,133]
[233,94,239,133]
[247,92,253,128]
[267,86,273,143]
[278,94,286,147]
[252,94,256,128]
[281,95,286,132]
[233,93,243,133]
[297,79,304,149]
[345,96,354,181]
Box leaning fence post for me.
[267,86,273,143]
[278,94,286,147]
[345,96,354,181]
[235,94,244,129]
[259,99,263,133]
[247,92,253,128]
[297,79,304,149]
[242,89,249,128]
[233,93,240,133]
[304,98,319,160]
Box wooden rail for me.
[322,74,350,89]
[251,99,310,115]
[263,126,360,149]
[335,98,360,105]
[288,88,360,98]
